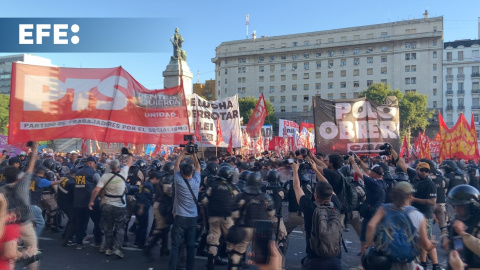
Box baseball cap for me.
[370,164,384,176]
[8,157,21,165]
[416,162,430,170]
[86,156,96,163]
[395,181,415,194]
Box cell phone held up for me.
[253,220,274,265]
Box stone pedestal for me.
[163,58,193,96]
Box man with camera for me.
[168,142,201,270]
[391,148,441,270]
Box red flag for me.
[216,118,224,146]
[399,136,409,159]
[245,94,267,137]
[227,130,233,153]
[194,108,201,142]
[81,139,87,155]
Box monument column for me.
[163,28,193,96]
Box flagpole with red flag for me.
[216,118,224,156]
[227,130,233,154]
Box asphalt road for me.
[25,204,449,270]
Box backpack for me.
[310,202,342,258]
[374,204,419,263]
[337,170,358,215]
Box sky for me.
[1,0,479,89]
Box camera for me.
[179,134,198,155]
[344,151,357,160]
[378,143,392,156]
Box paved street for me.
[30,203,450,270]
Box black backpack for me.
[310,202,342,258]
[337,170,358,215]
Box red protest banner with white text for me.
[9,63,190,144]
[245,94,267,137]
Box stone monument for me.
[163,28,193,96]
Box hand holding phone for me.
[253,220,274,264]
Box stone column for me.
[163,58,193,96]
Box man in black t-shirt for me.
[392,149,441,270]
[291,162,342,270]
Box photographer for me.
[441,184,480,269]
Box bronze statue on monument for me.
[171,27,187,61]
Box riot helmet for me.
[43,159,56,171]
[151,159,162,171]
[245,172,263,194]
[218,166,234,182]
[206,162,219,175]
[96,163,106,175]
[447,184,480,221]
[440,160,457,174]
[162,162,175,175]
[266,170,280,183]
[239,171,250,182]
[136,159,147,170]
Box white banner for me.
[241,125,273,140]
[186,94,242,148]
[278,119,299,137]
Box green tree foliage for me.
[0,94,9,135]
[359,83,434,136]
[238,96,276,126]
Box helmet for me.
[447,184,480,206]
[151,160,162,171]
[361,247,392,270]
[162,174,174,185]
[440,160,457,174]
[54,162,63,173]
[246,172,263,194]
[200,161,207,171]
[456,160,466,170]
[136,160,147,170]
[239,171,250,182]
[43,159,56,171]
[266,170,280,183]
[206,162,219,175]
[394,172,409,182]
[219,162,231,168]
[162,162,175,174]
[218,166,234,182]
[96,163,106,175]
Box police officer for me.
[441,160,469,194]
[58,168,77,246]
[442,185,480,269]
[284,171,312,235]
[41,159,62,232]
[133,171,160,248]
[136,159,148,179]
[150,159,162,171]
[227,172,275,270]
[143,162,174,258]
[73,156,101,249]
[124,161,146,245]
[202,162,219,188]
[236,170,250,193]
[96,163,106,177]
[261,170,287,250]
[197,161,219,256]
[202,166,239,270]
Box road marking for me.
[38,237,54,241]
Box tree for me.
[358,83,434,136]
[238,96,276,126]
[0,94,9,135]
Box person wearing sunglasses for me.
[391,149,440,270]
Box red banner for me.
[399,136,409,159]
[268,136,294,155]
[428,133,441,158]
[438,112,480,161]
[9,63,190,145]
[245,94,267,137]
[413,132,431,159]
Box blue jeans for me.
[169,216,197,270]
[30,205,45,237]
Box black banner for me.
[313,96,400,155]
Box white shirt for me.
[96,166,129,207]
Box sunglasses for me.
[419,168,430,173]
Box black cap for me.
[371,164,385,176]
[86,156,96,163]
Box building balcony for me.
[472,105,480,110]
[445,74,454,81]
[445,105,454,111]
[472,73,480,78]
[446,90,454,95]
[457,89,465,95]
[473,89,480,94]
[458,105,465,110]
[457,74,465,80]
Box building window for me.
[447,83,452,91]
[292,74,297,80]
[315,83,321,90]
[340,93,347,99]
[304,84,309,90]
[270,65,275,72]
[433,76,437,83]
[292,54,297,60]
[304,53,310,58]
[367,57,373,63]
[281,85,286,92]
[433,64,437,71]
[304,62,310,70]
[316,61,321,69]
[328,82,333,89]
[367,80,373,86]
[238,67,246,73]
[293,42,297,47]
[303,73,309,79]
[405,53,410,60]
[433,51,437,58]
[304,95,309,102]
[303,105,309,112]
[411,65,416,72]
[316,72,321,79]
[353,81,360,87]
[225,59,228,64]
[259,86,264,93]
[340,59,346,66]
[381,67,387,74]
[304,41,310,46]
[316,52,321,57]
[292,95,297,101]
[381,56,387,62]
[446,52,452,61]
[270,86,275,93]
[328,38,334,43]
[259,56,264,62]
[259,66,264,72]
[270,55,275,62]
[328,60,334,68]
[405,42,411,48]
[328,50,334,56]
[259,76,264,82]
[225,78,227,84]
[405,66,410,72]
[341,70,346,77]
[433,101,437,108]
[281,96,286,103]
[381,46,387,52]
[458,82,464,91]
[281,75,286,81]
[367,47,373,53]
[281,64,286,71]
[225,88,227,94]
[341,50,347,55]
[270,75,275,81]
[433,88,437,96]
[238,77,246,83]
[270,96,274,102]
[381,32,387,38]
[280,106,286,112]
[411,77,416,84]
[405,78,411,84]
[367,68,373,75]
[238,58,246,63]
[354,58,360,65]
[292,106,297,112]
[381,79,387,84]
[354,69,360,76]
[433,40,437,46]
[292,63,297,70]
[328,71,333,78]
[458,51,464,61]
[292,84,297,91]
[340,82,346,88]
[328,93,333,100]
[354,48,360,54]
[281,55,286,60]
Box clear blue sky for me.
[1,0,479,89]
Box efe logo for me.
[19,24,79,45]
